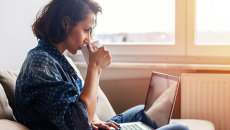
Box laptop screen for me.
[144,72,180,127]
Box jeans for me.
[106,105,189,130]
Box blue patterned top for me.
[15,39,91,130]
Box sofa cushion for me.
[0,119,29,130]
[66,56,116,121]
[0,84,16,121]
[170,119,215,130]
[96,86,116,121]
[0,70,19,113]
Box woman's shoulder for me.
[22,48,58,71]
[28,48,52,60]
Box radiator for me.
[181,73,230,130]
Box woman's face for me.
[64,12,95,55]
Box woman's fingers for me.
[106,122,118,129]
[106,121,121,129]
[88,45,111,70]
[92,124,99,130]
[100,48,111,63]
[92,121,120,130]
[110,121,121,128]
[94,123,110,130]
[87,44,94,55]
[101,52,111,66]
[96,47,111,67]
[103,50,111,59]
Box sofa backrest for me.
[0,83,16,121]
[0,56,116,122]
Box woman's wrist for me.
[88,62,102,75]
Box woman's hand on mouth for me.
[87,44,111,71]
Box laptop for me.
[110,71,180,130]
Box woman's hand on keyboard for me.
[91,114,120,130]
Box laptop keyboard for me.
[120,124,142,130]
[120,124,152,130]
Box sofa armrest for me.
[0,119,29,130]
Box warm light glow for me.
[94,0,175,43]
[94,0,175,34]
[196,0,230,45]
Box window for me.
[70,0,230,63]
[94,0,175,45]
[73,0,186,59]
[196,0,230,45]
[187,0,230,56]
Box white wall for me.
[0,0,50,70]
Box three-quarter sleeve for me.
[22,67,91,130]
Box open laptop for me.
[111,71,180,130]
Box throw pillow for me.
[0,84,16,121]
[0,70,19,114]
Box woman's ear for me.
[62,16,71,30]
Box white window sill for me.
[74,62,230,71]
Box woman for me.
[15,0,189,130]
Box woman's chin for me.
[69,50,78,55]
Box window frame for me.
[186,0,230,56]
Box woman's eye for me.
[85,29,90,32]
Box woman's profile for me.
[15,0,189,130]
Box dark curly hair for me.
[32,0,102,44]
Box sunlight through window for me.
[196,0,230,45]
[94,0,175,45]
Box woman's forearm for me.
[79,64,101,124]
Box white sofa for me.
[0,56,215,130]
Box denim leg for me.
[106,105,145,123]
[156,122,189,130]
[121,105,145,123]
[106,105,189,130]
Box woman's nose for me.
[84,33,91,44]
